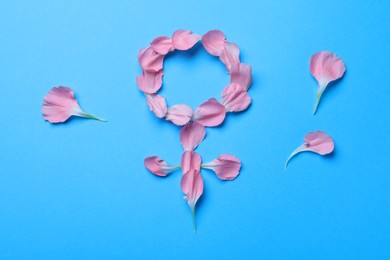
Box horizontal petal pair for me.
[151,30,201,55]
[222,83,251,112]
[202,154,241,180]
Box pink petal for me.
[310,51,346,114]
[193,98,226,127]
[221,83,251,112]
[166,104,193,126]
[180,121,206,151]
[136,70,164,94]
[144,156,178,177]
[138,46,165,72]
[151,36,174,55]
[146,94,167,118]
[202,30,228,56]
[172,30,201,50]
[230,63,253,91]
[202,154,241,180]
[181,151,202,173]
[219,43,240,73]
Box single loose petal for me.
[138,46,165,72]
[202,30,228,56]
[166,104,193,126]
[181,151,202,173]
[180,121,206,151]
[310,51,346,114]
[136,70,164,94]
[144,156,179,177]
[42,86,106,123]
[230,63,253,90]
[146,94,167,118]
[219,43,240,73]
[172,30,201,50]
[285,131,335,170]
[221,83,251,112]
[202,154,241,180]
[151,36,174,55]
[193,98,226,127]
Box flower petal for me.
[193,98,226,127]
[166,104,193,126]
[219,43,240,73]
[146,94,167,118]
[136,70,164,94]
[230,63,253,90]
[172,30,201,50]
[180,121,206,151]
[181,151,202,173]
[202,30,228,56]
[151,36,173,55]
[221,83,251,112]
[138,46,165,72]
[144,156,178,177]
[202,154,241,180]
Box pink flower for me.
[285,131,335,170]
[165,104,193,126]
[230,63,252,91]
[219,43,240,73]
[310,51,346,114]
[202,30,228,56]
[136,70,164,94]
[180,121,206,151]
[138,46,165,72]
[146,94,167,118]
[144,156,179,177]
[193,98,226,127]
[181,151,201,173]
[202,154,241,180]
[42,86,106,123]
[221,83,251,112]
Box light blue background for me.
[1,0,389,259]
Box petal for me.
[136,70,164,94]
[144,156,178,177]
[181,151,202,173]
[193,98,226,127]
[172,30,201,50]
[146,94,167,118]
[230,63,253,90]
[151,36,173,55]
[138,46,165,72]
[304,131,335,155]
[219,43,240,73]
[166,104,193,126]
[202,30,228,56]
[221,83,251,112]
[202,154,241,180]
[180,121,206,151]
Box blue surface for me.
[1,0,389,259]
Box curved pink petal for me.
[202,154,241,180]
[230,63,253,91]
[221,83,251,112]
[166,104,193,126]
[136,70,164,94]
[310,51,346,114]
[202,30,228,56]
[151,36,174,55]
[193,98,226,127]
[146,94,167,118]
[144,156,178,177]
[138,46,165,72]
[172,30,201,50]
[180,121,206,151]
[181,151,202,173]
[219,43,240,73]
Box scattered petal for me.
[202,154,241,180]
[146,94,167,118]
[138,46,165,72]
[144,156,179,176]
[193,98,226,127]
[151,36,174,55]
[219,43,240,73]
[181,151,202,173]
[202,30,228,56]
[180,121,206,151]
[172,30,201,50]
[166,104,193,126]
[136,70,164,94]
[222,83,251,112]
[285,131,335,170]
[230,63,253,90]
[310,51,346,114]
[42,86,106,123]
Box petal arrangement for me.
[137,29,252,230]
